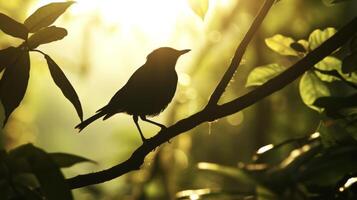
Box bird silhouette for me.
[75,47,190,142]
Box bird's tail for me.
[75,112,105,132]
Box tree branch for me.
[67,13,357,191]
[207,0,275,107]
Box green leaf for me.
[0,47,18,72]
[27,26,67,49]
[0,51,30,126]
[265,34,298,56]
[44,54,83,121]
[246,64,286,87]
[49,153,95,168]
[24,1,75,32]
[9,144,73,200]
[342,53,357,73]
[299,71,330,112]
[0,13,28,40]
[308,27,337,51]
[314,56,342,82]
[188,0,209,20]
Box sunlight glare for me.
[73,0,190,40]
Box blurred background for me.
[0,0,356,199]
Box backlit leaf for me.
[0,13,28,40]
[308,27,337,50]
[44,54,83,121]
[314,56,342,82]
[0,51,30,126]
[24,1,75,32]
[27,26,67,49]
[246,64,286,87]
[265,34,298,56]
[299,71,330,112]
[188,0,209,20]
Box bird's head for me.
[146,47,190,69]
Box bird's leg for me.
[140,116,167,129]
[133,115,146,142]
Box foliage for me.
[0,1,82,126]
[0,0,357,199]
[0,143,93,200]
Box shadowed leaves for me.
[323,0,353,6]
[0,50,30,126]
[9,144,73,200]
[27,26,67,49]
[0,46,18,72]
[44,54,83,121]
[0,13,28,40]
[24,1,75,32]
[290,41,307,53]
[314,94,357,118]
[50,153,95,168]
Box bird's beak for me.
[179,49,191,55]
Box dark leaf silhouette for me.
[0,51,30,126]
[44,54,83,121]
[350,35,357,52]
[314,95,357,109]
[27,26,67,49]
[0,13,28,40]
[0,46,18,72]
[24,1,75,32]
[342,53,357,73]
[50,153,96,168]
[290,42,306,53]
[323,0,353,6]
[9,144,73,200]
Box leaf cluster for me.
[0,143,94,200]
[0,1,82,126]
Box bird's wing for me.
[101,65,148,112]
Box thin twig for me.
[66,14,357,190]
[207,0,275,107]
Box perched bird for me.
[76,47,190,142]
